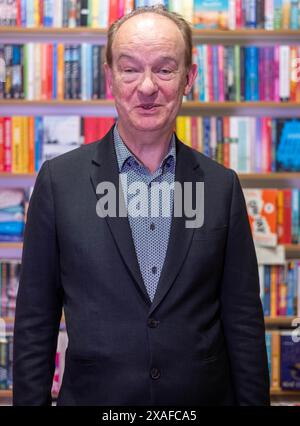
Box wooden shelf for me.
[0,27,299,44]
[270,389,300,397]
[264,317,298,327]
[0,242,23,249]
[0,100,300,116]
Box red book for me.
[118,0,125,18]
[16,0,21,26]
[0,117,4,172]
[3,117,12,173]
[84,117,98,144]
[282,189,292,244]
[235,0,242,28]
[109,0,119,25]
[191,117,198,150]
[47,44,53,99]
[98,117,115,139]
[206,45,213,101]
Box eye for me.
[124,68,137,73]
[159,69,172,74]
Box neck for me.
[117,122,174,174]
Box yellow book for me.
[271,331,281,391]
[12,117,23,174]
[184,116,192,147]
[22,117,29,173]
[34,0,40,27]
[91,0,100,28]
[57,44,65,100]
[176,116,186,145]
[270,265,277,318]
[282,0,291,29]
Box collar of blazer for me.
[90,124,204,314]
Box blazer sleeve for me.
[13,160,63,406]
[220,170,270,406]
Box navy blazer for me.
[13,126,270,406]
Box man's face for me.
[105,14,197,135]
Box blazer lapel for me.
[89,127,151,306]
[149,137,204,316]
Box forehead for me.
[112,14,186,61]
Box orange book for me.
[22,117,29,173]
[222,116,230,168]
[271,331,281,391]
[28,116,35,173]
[290,47,298,101]
[277,190,284,244]
[57,44,65,100]
[243,189,278,247]
[270,266,277,318]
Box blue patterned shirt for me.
[113,124,176,302]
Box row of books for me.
[192,45,300,102]
[259,262,300,317]
[1,114,300,175]
[0,330,67,394]
[244,189,300,246]
[0,116,115,173]
[266,330,300,391]
[0,44,111,101]
[177,116,300,172]
[0,260,21,317]
[1,0,300,30]
[0,190,25,243]
[1,43,300,101]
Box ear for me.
[183,64,198,97]
[104,62,113,93]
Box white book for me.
[264,0,274,30]
[229,116,239,172]
[169,0,182,14]
[99,0,109,28]
[26,0,35,27]
[279,45,291,100]
[53,0,63,28]
[258,265,264,303]
[228,0,236,30]
[34,43,41,100]
[27,43,35,101]
[81,44,88,101]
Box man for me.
[13,6,270,406]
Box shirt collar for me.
[113,123,176,174]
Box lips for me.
[138,104,160,110]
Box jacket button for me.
[150,367,161,380]
[148,318,159,328]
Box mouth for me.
[138,104,160,110]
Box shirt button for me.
[151,266,157,274]
[150,367,161,380]
[148,318,159,328]
[150,223,155,231]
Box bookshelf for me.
[0,18,299,405]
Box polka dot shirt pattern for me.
[113,124,176,302]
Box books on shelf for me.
[0,329,67,393]
[267,330,300,392]
[259,262,300,317]
[243,188,300,246]
[0,189,25,242]
[0,116,116,173]
[177,116,300,173]
[0,0,300,30]
[1,43,300,101]
[0,260,21,318]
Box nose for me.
[137,71,158,97]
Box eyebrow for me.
[117,54,178,65]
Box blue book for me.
[291,189,299,244]
[203,117,211,158]
[43,0,53,27]
[0,222,24,236]
[212,45,219,101]
[197,46,205,101]
[21,0,27,27]
[286,262,295,316]
[265,332,272,383]
[245,0,257,28]
[276,119,300,172]
[291,0,299,29]
[281,333,300,390]
[245,47,259,101]
[34,116,44,172]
